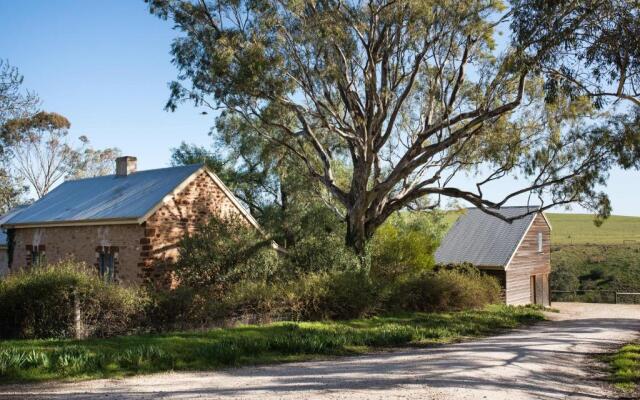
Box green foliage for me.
[174,216,278,291]
[385,267,503,313]
[284,234,360,275]
[550,244,640,303]
[607,343,640,393]
[150,0,640,253]
[170,142,237,190]
[143,286,225,332]
[0,305,543,383]
[0,262,146,339]
[371,212,446,281]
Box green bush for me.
[284,235,361,275]
[175,216,279,292]
[370,212,446,282]
[224,270,377,321]
[144,285,239,331]
[385,267,502,312]
[0,262,146,339]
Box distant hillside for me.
[546,213,640,245]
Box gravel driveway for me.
[2,302,639,400]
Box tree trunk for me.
[345,210,368,257]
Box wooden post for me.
[73,290,84,339]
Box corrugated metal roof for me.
[0,205,29,245]
[435,206,540,267]
[4,164,203,226]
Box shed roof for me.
[435,206,547,268]
[4,164,204,227]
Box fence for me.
[551,290,640,304]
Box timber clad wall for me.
[10,171,251,287]
[505,213,551,305]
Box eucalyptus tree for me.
[150,0,640,254]
[0,60,38,212]
[2,112,121,198]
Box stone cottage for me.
[1,157,260,286]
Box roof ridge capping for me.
[62,162,206,183]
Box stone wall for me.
[141,171,251,287]
[11,224,145,285]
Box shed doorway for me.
[530,275,545,305]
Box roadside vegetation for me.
[0,209,542,383]
[607,343,640,393]
[0,305,543,383]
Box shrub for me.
[385,267,502,312]
[284,234,361,275]
[293,270,378,320]
[224,270,378,321]
[370,212,446,282]
[175,216,279,292]
[145,286,228,331]
[0,261,147,339]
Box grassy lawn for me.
[0,305,543,384]
[607,343,640,393]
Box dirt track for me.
[2,302,639,400]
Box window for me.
[99,252,115,282]
[27,245,46,267]
[30,249,45,266]
[537,232,543,253]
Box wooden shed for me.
[435,206,552,306]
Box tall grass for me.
[0,305,543,383]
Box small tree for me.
[0,60,38,211]
[3,112,120,198]
[175,216,277,292]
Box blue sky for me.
[1,0,639,217]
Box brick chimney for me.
[115,156,137,176]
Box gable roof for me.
[2,164,259,229]
[435,206,547,268]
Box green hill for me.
[545,214,640,303]
[546,213,640,245]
